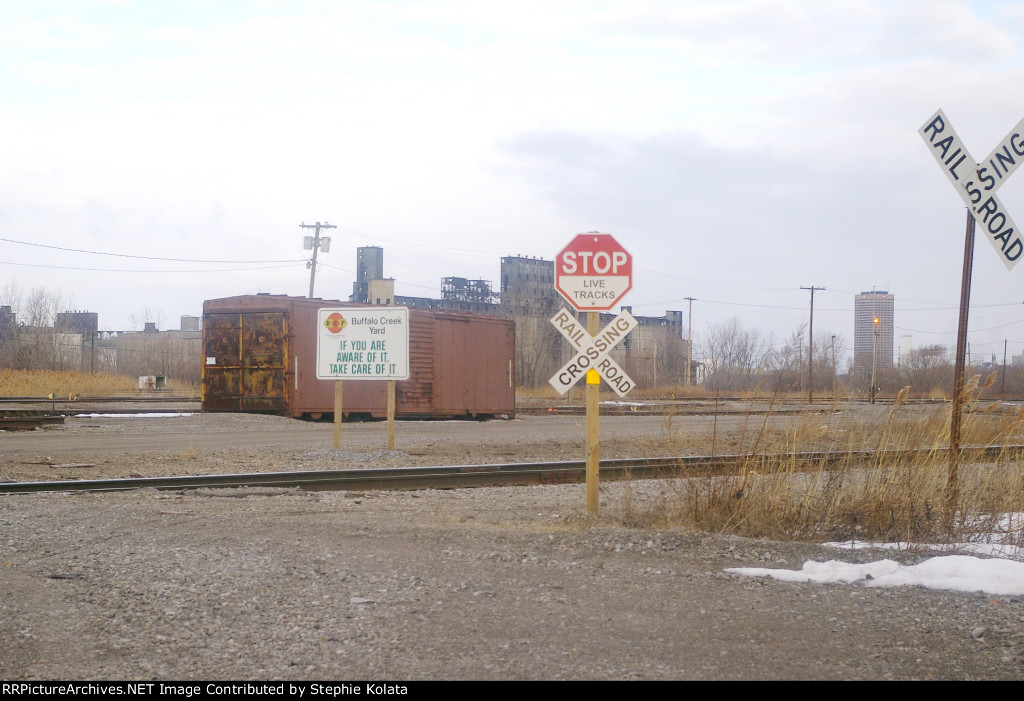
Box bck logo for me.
[323,312,347,333]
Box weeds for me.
[177,444,203,460]
[617,377,1024,554]
[0,369,198,398]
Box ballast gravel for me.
[1,410,1023,680]
[1,482,1023,681]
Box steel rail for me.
[2,445,1022,496]
[0,395,198,403]
[2,396,1015,420]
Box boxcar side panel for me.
[467,316,512,414]
[434,315,466,414]
[394,311,436,417]
[473,314,515,415]
[433,313,515,417]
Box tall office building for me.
[854,290,894,380]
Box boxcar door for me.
[202,312,288,412]
[240,312,288,412]
[202,313,243,411]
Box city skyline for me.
[5,243,1015,374]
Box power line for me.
[639,266,795,292]
[0,260,298,273]
[0,236,303,264]
[332,226,507,259]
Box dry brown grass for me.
[0,369,198,398]
[615,377,1024,552]
[515,385,563,400]
[630,384,713,399]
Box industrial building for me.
[501,255,559,312]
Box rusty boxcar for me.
[201,294,515,419]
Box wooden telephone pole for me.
[301,221,336,298]
[801,286,825,403]
[684,297,696,386]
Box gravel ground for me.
[1,410,1023,680]
[2,409,761,483]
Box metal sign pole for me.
[949,210,976,517]
[919,109,1024,521]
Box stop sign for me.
[554,233,633,311]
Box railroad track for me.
[518,404,828,417]
[3,445,1021,495]
[0,403,198,430]
[516,396,1021,416]
[0,411,66,431]
[2,395,1019,421]
[0,394,198,404]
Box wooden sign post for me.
[316,307,411,450]
[552,233,634,515]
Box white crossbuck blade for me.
[920,109,1024,270]
[548,308,637,397]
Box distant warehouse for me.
[202,294,515,420]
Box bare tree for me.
[813,331,847,395]
[898,345,952,395]
[651,334,689,388]
[763,324,807,392]
[23,286,71,327]
[502,289,564,388]
[0,280,24,312]
[129,306,166,332]
[0,285,76,370]
[115,332,202,384]
[698,318,774,391]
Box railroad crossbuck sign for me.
[555,233,633,311]
[549,308,637,397]
[920,109,1024,270]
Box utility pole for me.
[684,297,696,386]
[301,221,336,299]
[800,286,825,404]
[831,334,837,398]
[1003,339,1008,395]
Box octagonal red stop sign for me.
[554,233,633,311]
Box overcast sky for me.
[3,0,1024,367]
